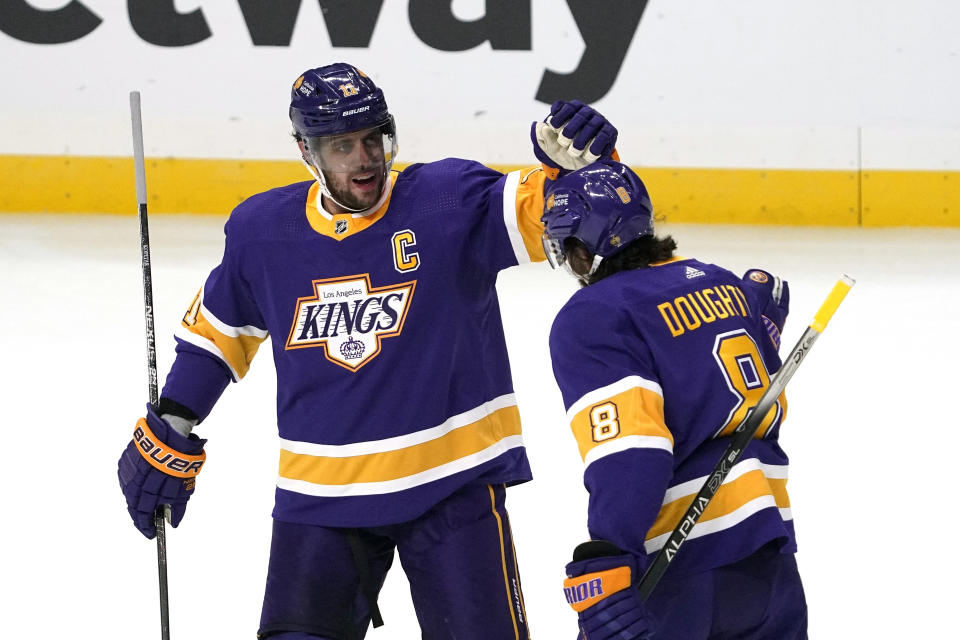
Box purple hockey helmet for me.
[289,63,398,212]
[541,161,654,276]
[290,63,394,138]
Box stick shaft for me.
[155,509,170,639]
[130,91,158,408]
[130,90,170,640]
[130,92,148,208]
[637,275,854,601]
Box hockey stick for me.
[636,275,855,601]
[130,90,171,640]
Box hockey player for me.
[542,161,807,639]
[116,63,618,640]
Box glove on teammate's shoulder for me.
[741,268,790,349]
[117,404,206,539]
[564,540,653,640]
[531,100,618,178]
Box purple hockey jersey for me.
[549,257,795,577]
[162,159,548,527]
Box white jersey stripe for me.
[661,459,789,505]
[566,375,664,421]
[584,435,673,469]
[644,495,784,553]
[277,434,526,497]
[501,170,529,265]
[280,393,518,457]
[200,300,268,339]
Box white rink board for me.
[1,0,959,169]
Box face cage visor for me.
[301,125,397,176]
[542,232,566,269]
[541,232,605,284]
[301,124,397,212]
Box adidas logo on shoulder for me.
[685,265,706,279]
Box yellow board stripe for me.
[279,405,522,485]
[639,166,860,226]
[862,169,960,227]
[3,154,957,227]
[646,468,789,540]
[0,155,308,215]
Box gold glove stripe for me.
[563,566,632,613]
[133,417,206,478]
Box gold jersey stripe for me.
[570,385,671,461]
[304,172,398,240]
[514,166,548,262]
[279,405,522,485]
[184,309,266,379]
[649,255,688,267]
[646,468,789,540]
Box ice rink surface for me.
[1,213,956,638]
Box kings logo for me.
[285,274,416,371]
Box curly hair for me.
[567,234,678,285]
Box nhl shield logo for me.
[285,274,416,371]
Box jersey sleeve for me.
[549,297,675,559]
[161,219,269,421]
[498,165,549,266]
[451,160,547,273]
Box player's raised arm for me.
[487,100,623,270]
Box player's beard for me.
[322,165,385,212]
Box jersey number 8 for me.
[712,329,784,439]
[590,402,621,442]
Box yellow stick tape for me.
[810,275,855,333]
